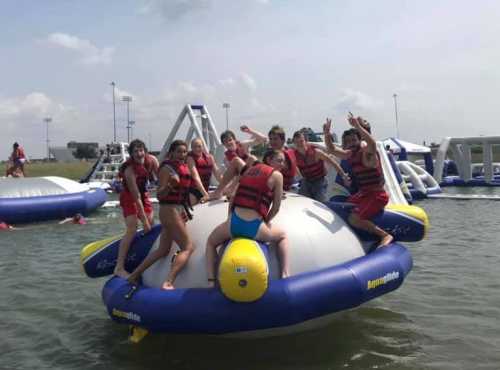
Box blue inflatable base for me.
[0,188,107,224]
[102,243,412,335]
[441,175,500,187]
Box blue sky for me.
[2,0,500,159]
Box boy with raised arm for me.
[323,115,393,248]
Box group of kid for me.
[112,114,393,289]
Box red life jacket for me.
[188,151,213,191]
[294,145,326,182]
[224,141,249,162]
[281,148,297,191]
[157,160,192,204]
[347,149,385,192]
[232,163,274,219]
[119,155,155,194]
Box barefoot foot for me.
[378,234,394,248]
[162,280,175,290]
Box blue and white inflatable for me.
[0,176,107,223]
[81,193,428,339]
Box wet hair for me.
[13,142,19,148]
[128,139,147,155]
[292,130,307,141]
[168,140,188,154]
[262,149,284,165]
[268,125,286,141]
[220,130,236,143]
[342,129,361,141]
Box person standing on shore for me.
[6,142,28,177]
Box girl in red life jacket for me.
[267,125,298,191]
[127,140,204,290]
[323,115,393,248]
[291,131,350,203]
[114,139,159,279]
[186,138,223,205]
[206,149,290,287]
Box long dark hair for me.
[168,140,187,154]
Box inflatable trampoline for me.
[81,194,428,339]
[0,176,107,223]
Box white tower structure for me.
[158,104,223,163]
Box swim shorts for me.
[119,190,153,218]
[347,190,389,220]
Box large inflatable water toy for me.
[80,142,130,191]
[81,194,428,339]
[383,138,441,199]
[434,136,500,187]
[0,176,107,223]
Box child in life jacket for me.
[206,149,290,287]
[323,115,393,248]
[114,139,159,279]
[186,138,223,205]
[291,130,350,203]
[267,125,298,191]
[127,140,207,289]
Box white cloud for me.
[334,89,382,114]
[47,33,114,65]
[240,73,257,91]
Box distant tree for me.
[74,145,97,159]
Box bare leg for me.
[255,223,290,279]
[205,221,231,287]
[114,215,139,278]
[348,213,393,248]
[128,229,173,284]
[162,208,194,290]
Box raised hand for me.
[240,124,250,133]
[323,118,332,134]
[347,113,359,127]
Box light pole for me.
[128,120,136,141]
[121,95,133,143]
[222,102,230,131]
[393,93,400,138]
[43,117,52,160]
[111,81,116,142]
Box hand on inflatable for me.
[200,194,210,203]
[143,220,152,234]
[209,190,223,201]
[342,175,352,187]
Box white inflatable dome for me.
[143,193,365,289]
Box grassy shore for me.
[22,161,94,181]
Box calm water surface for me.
[1,188,500,370]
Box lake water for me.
[1,189,500,370]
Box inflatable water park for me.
[79,104,430,340]
[0,176,106,224]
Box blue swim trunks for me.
[230,211,262,239]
